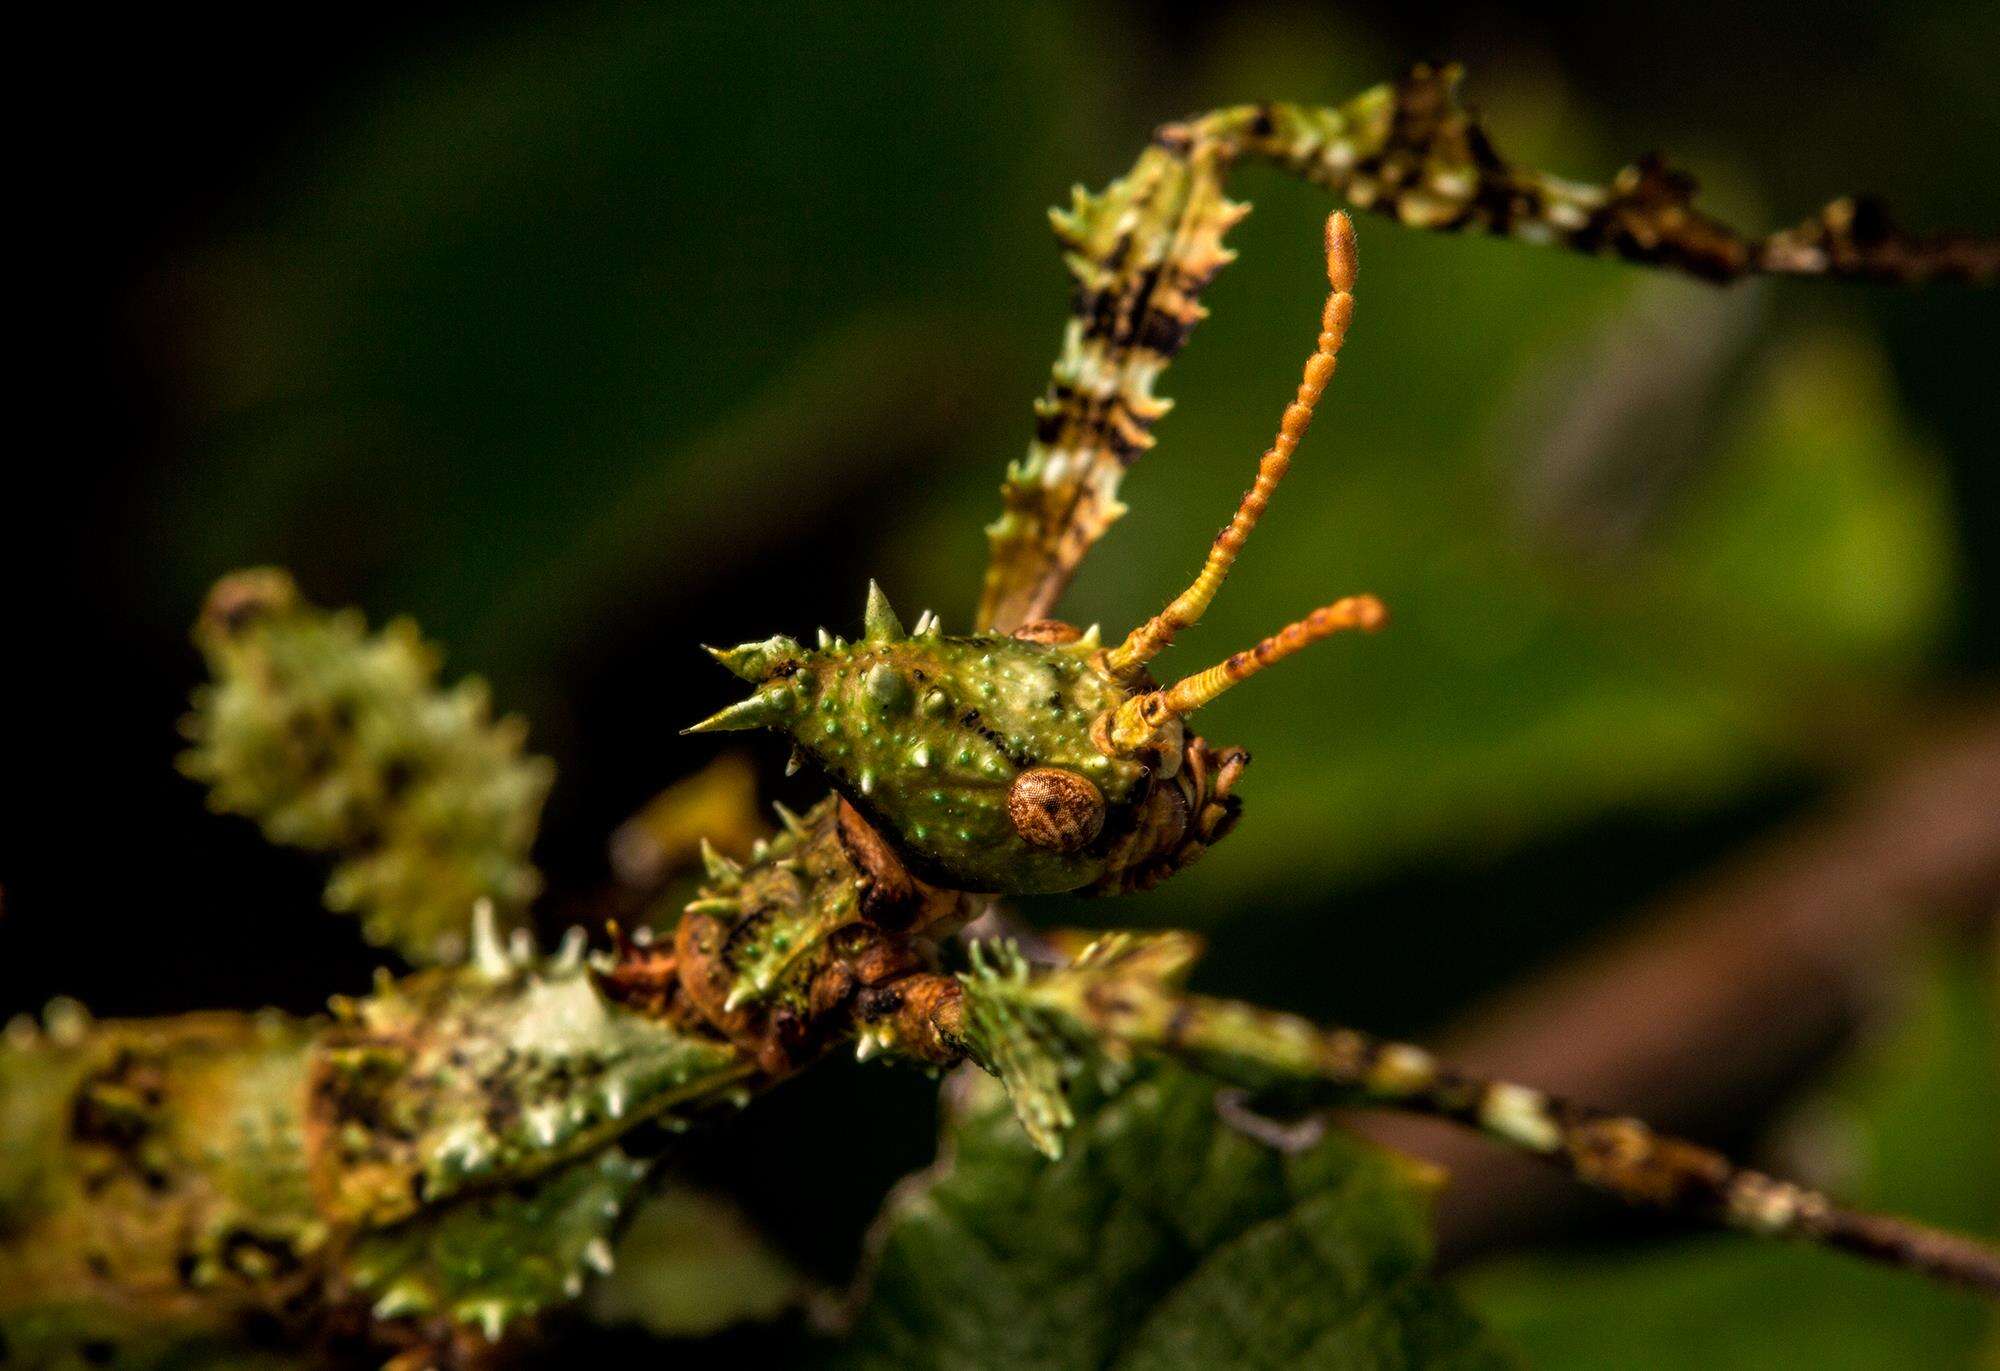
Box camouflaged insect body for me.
[306,921,745,1227]
[1,1010,326,1354]
[653,791,976,1076]
[179,569,553,965]
[692,586,1164,896]
[0,926,750,1364]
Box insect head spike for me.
[1103,211,1359,680]
[684,690,796,735]
[1101,593,1386,753]
[863,579,905,642]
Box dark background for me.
[9,0,1997,1344]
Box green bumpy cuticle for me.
[694,585,1151,894]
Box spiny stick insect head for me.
[691,214,1382,897]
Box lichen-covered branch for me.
[947,934,2000,1296]
[976,61,1998,633]
[179,569,555,964]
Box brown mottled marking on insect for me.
[1006,768,1106,852]
[1086,775,1191,894]
[670,908,753,1042]
[846,931,925,989]
[807,961,857,1020]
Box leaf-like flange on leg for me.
[341,1148,649,1347]
[179,569,555,965]
[950,931,1204,1158]
[0,1006,328,1358]
[307,928,748,1227]
[977,146,1245,633]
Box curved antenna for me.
[1101,211,1359,680]
[1102,594,1385,751]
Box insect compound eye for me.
[1006,767,1106,852]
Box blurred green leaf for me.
[827,1063,1511,1370]
[586,1177,801,1339]
[157,4,1096,655]
[1462,950,1997,1369]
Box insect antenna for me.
[1101,593,1385,750]
[1102,210,1359,681]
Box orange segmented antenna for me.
[1102,594,1386,752]
[1102,210,1359,680]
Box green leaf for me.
[585,1180,801,1339]
[829,1063,1512,1370]
[1462,950,1998,1369]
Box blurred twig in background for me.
[1361,698,2000,1255]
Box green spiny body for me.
[307,919,745,1227]
[693,587,1162,895]
[652,790,973,1074]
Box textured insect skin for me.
[179,569,554,964]
[0,928,748,1366]
[631,791,977,1075]
[8,60,2000,1366]
[688,586,1248,897]
[1,1011,324,1352]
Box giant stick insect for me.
[4,63,1997,1369]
